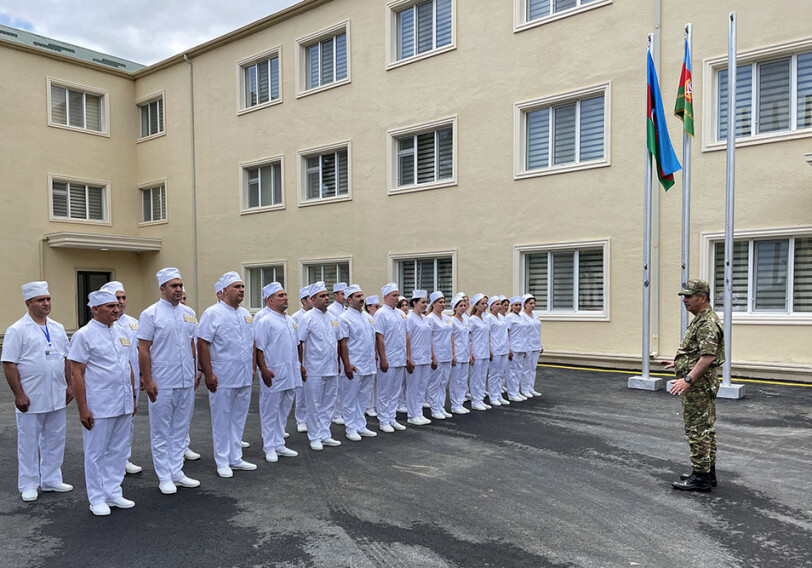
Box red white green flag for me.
[674,39,695,136]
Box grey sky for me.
[0,0,299,65]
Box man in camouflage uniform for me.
[663,279,724,492]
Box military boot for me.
[672,471,712,492]
[680,465,717,486]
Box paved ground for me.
[1,365,810,568]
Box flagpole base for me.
[717,383,746,399]
[628,376,666,391]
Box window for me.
[516,85,609,178]
[141,184,166,223]
[240,51,280,111]
[246,264,285,310]
[515,0,611,31]
[139,97,164,138]
[51,179,106,222]
[48,80,107,134]
[242,159,283,211]
[390,0,454,65]
[396,256,453,299]
[304,261,351,294]
[390,118,456,193]
[299,143,350,205]
[298,22,349,95]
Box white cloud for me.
[0,0,299,64]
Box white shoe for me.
[483,403,493,409]
[346,431,362,442]
[265,451,278,463]
[423,402,430,409]
[297,422,308,432]
[407,417,424,425]
[379,423,395,433]
[106,496,135,509]
[277,447,298,457]
[125,461,142,474]
[451,407,466,414]
[332,417,345,425]
[509,396,524,402]
[21,489,38,502]
[183,449,201,461]
[417,416,432,425]
[489,399,502,407]
[499,398,511,405]
[531,390,541,397]
[284,432,290,438]
[521,391,534,398]
[90,503,111,516]
[310,440,324,451]
[459,407,471,414]
[240,441,250,448]
[442,410,452,418]
[472,403,488,411]
[230,460,257,471]
[431,413,446,420]
[322,437,341,447]
[174,476,200,488]
[42,482,73,493]
[359,428,377,437]
[365,409,377,417]
[217,467,234,478]
[396,406,408,414]
[159,481,177,494]
[391,421,406,431]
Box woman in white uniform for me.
[448,294,470,414]
[405,291,432,425]
[426,292,453,420]
[468,294,491,411]
[521,294,543,397]
[485,296,511,407]
[505,296,529,402]
[364,296,380,418]
[396,297,410,413]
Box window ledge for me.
[514,0,612,33]
[240,204,286,215]
[296,78,350,99]
[703,128,812,152]
[49,217,111,227]
[386,44,456,71]
[715,311,812,325]
[138,219,168,227]
[47,122,109,138]
[298,195,352,208]
[137,131,166,144]
[515,159,609,180]
[237,98,283,116]
[538,312,609,322]
[389,179,457,196]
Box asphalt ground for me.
[1,365,810,568]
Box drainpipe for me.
[184,54,199,314]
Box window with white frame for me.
[523,246,605,314]
[303,28,348,91]
[244,161,283,210]
[393,120,454,190]
[392,0,453,62]
[141,184,166,223]
[49,82,105,133]
[51,179,106,221]
[242,54,280,109]
[516,0,610,30]
[301,145,349,203]
[396,256,453,299]
[139,97,164,138]
[304,261,350,294]
[716,48,812,141]
[711,236,812,314]
[247,264,285,310]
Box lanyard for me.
[40,324,51,344]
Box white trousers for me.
[82,414,131,505]
[523,350,540,393]
[127,386,141,461]
[340,373,373,434]
[398,372,407,408]
[448,362,469,409]
[376,366,404,426]
[427,362,451,415]
[366,375,377,413]
[406,364,430,419]
[16,408,66,492]
[469,358,490,406]
[260,388,295,453]
[294,385,307,424]
[305,376,337,442]
[488,354,509,400]
[208,386,251,468]
[149,386,194,483]
[507,352,527,397]
[331,376,344,420]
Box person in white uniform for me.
[291,285,313,433]
[137,268,200,494]
[179,288,201,461]
[468,294,491,411]
[363,295,380,418]
[69,290,135,516]
[374,283,410,433]
[255,282,302,462]
[298,281,342,450]
[405,290,432,426]
[338,285,378,441]
[328,283,348,425]
[99,281,143,476]
[485,296,512,407]
[426,291,454,420]
[521,294,543,398]
[197,272,257,478]
[448,293,471,414]
[505,296,530,402]
[3,281,73,502]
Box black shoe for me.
[680,465,717,486]
[672,471,712,492]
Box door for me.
[77,271,111,327]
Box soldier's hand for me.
[661,360,675,370]
[669,378,690,396]
[80,407,94,430]
[261,368,275,388]
[15,393,30,413]
[205,373,218,393]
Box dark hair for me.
[396,298,408,309]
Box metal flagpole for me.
[680,24,692,338]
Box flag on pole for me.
[647,51,682,191]
[674,39,695,136]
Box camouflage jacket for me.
[674,307,725,380]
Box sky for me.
[0,0,300,65]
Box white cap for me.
[381,282,399,297]
[333,282,347,293]
[411,290,428,300]
[510,296,522,304]
[429,291,444,304]
[299,286,311,300]
[214,276,225,294]
[309,281,328,295]
[451,294,465,310]
[88,290,118,307]
[456,291,467,299]
[365,295,380,305]
[470,293,486,307]
[157,267,182,286]
[344,284,362,296]
[219,271,242,291]
[100,281,124,294]
[263,282,283,299]
[22,281,49,301]
[522,293,535,304]
[488,296,501,308]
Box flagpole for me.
[680,23,692,338]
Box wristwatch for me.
[684,375,693,383]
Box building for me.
[1,0,810,381]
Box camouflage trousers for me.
[680,377,719,473]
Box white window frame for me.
[46,78,110,137]
[514,239,610,321]
[297,140,352,207]
[138,179,168,226]
[389,250,457,299]
[702,37,812,152]
[295,20,351,98]
[240,155,285,214]
[514,83,611,180]
[136,91,165,142]
[513,0,612,33]
[700,226,812,325]
[48,174,111,226]
[243,261,287,312]
[386,0,456,70]
[388,116,457,195]
[300,257,353,290]
[236,47,283,115]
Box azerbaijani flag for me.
[647,51,681,191]
[674,39,695,136]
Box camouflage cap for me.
[678,279,710,296]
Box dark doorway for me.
[77,271,111,327]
